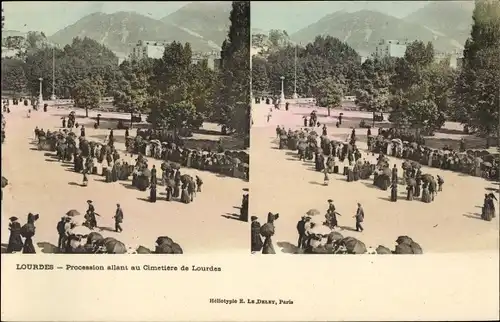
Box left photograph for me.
[1,1,250,254]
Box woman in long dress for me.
[251,216,263,253]
[262,213,277,254]
[7,217,24,253]
[21,213,38,254]
[149,183,157,203]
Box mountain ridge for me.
[46,4,230,58]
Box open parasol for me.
[309,223,332,236]
[482,162,493,167]
[309,131,318,137]
[341,237,367,254]
[327,231,344,244]
[395,235,414,246]
[104,239,127,254]
[394,243,413,254]
[375,245,392,254]
[86,232,103,245]
[66,209,81,217]
[306,209,320,217]
[135,245,152,254]
[171,162,181,170]
[156,236,174,247]
[391,138,403,145]
[70,225,92,236]
[155,243,174,254]
[410,241,423,254]
[171,243,183,254]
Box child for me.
[323,168,329,186]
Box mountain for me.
[291,10,466,57]
[49,11,221,58]
[161,2,231,50]
[403,1,474,49]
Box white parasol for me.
[70,225,92,236]
[310,224,332,236]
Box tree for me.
[113,60,152,126]
[1,58,28,97]
[215,1,250,145]
[146,98,202,133]
[72,79,102,117]
[453,0,500,137]
[251,56,270,95]
[313,77,343,116]
[355,58,391,125]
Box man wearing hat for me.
[327,199,336,214]
[57,216,72,251]
[296,216,308,249]
[113,204,124,233]
[7,216,23,253]
[251,216,263,253]
[86,200,98,229]
[354,203,365,232]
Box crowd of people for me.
[6,205,184,254]
[369,128,499,181]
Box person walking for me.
[354,203,364,232]
[113,204,124,233]
[296,216,307,249]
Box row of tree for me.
[252,0,499,137]
[1,1,250,143]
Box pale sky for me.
[2,1,191,35]
[251,1,432,33]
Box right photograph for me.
[250,0,499,254]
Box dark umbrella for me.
[396,236,414,246]
[376,245,392,254]
[341,237,367,254]
[97,113,102,117]
[136,246,152,254]
[171,243,183,254]
[141,168,151,177]
[394,243,413,254]
[86,232,103,245]
[156,236,174,247]
[410,241,423,254]
[1,176,8,188]
[171,162,181,170]
[104,239,127,254]
[155,243,173,254]
[327,231,344,244]
[309,131,318,136]
[66,209,81,217]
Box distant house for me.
[374,39,408,59]
[129,40,170,60]
[434,51,464,69]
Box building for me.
[374,39,408,59]
[434,50,464,69]
[129,41,221,70]
[191,50,222,71]
[129,40,170,61]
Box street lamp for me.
[292,44,298,99]
[280,76,285,108]
[38,78,43,107]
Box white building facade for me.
[374,39,408,59]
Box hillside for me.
[48,11,219,57]
[161,1,231,50]
[404,1,474,48]
[291,10,465,56]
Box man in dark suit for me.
[114,204,123,233]
[354,203,364,232]
[296,216,307,249]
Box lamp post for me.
[38,78,43,108]
[292,44,298,99]
[280,76,285,109]
[50,47,56,100]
